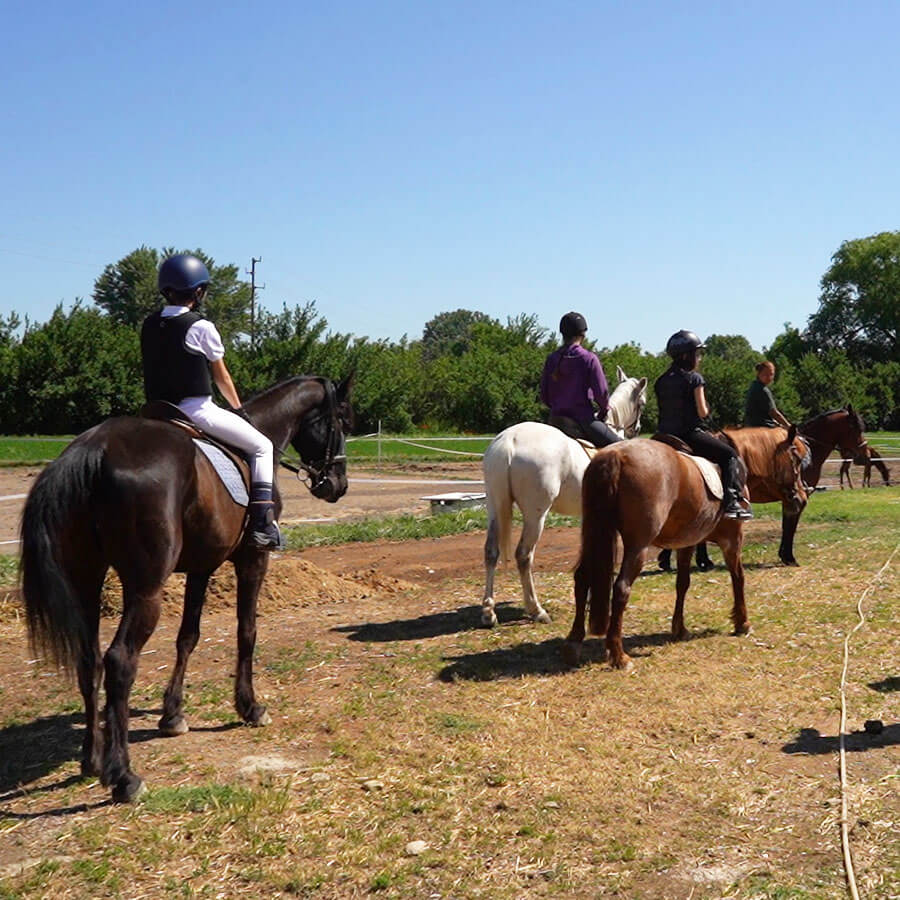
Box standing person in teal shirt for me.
[744,361,791,428]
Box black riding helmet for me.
[559,311,588,340]
[665,330,706,359]
[158,254,211,295]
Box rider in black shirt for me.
[655,330,752,520]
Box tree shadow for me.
[437,628,720,683]
[781,725,900,755]
[333,602,532,642]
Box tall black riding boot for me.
[721,457,753,520]
[248,484,283,550]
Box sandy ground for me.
[0,462,487,555]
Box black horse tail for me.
[20,440,105,673]
[579,450,620,636]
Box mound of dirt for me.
[96,554,419,617]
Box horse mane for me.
[800,407,864,431]
[243,375,320,406]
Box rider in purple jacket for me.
[540,312,622,447]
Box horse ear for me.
[787,424,797,442]
[846,403,854,414]
[336,371,355,399]
[616,365,626,384]
[637,377,648,391]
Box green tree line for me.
[1,235,898,436]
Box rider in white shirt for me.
[140,253,281,549]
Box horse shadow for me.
[333,602,533,642]
[0,709,243,809]
[781,724,900,755]
[437,628,720,683]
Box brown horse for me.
[662,407,866,568]
[564,432,807,671]
[21,374,353,803]
[840,445,891,489]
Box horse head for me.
[287,373,355,502]
[607,368,648,438]
[773,424,810,514]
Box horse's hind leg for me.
[233,548,271,727]
[159,572,210,737]
[717,523,749,635]
[515,511,552,624]
[102,582,164,803]
[73,563,107,777]
[562,560,590,666]
[606,548,645,670]
[671,547,694,640]
[481,514,501,627]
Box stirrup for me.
[249,521,284,550]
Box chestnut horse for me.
[21,374,353,803]
[564,432,807,671]
[661,407,866,569]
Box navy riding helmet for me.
[158,254,210,294]
[665,330,706,359]
[559,311,588,339]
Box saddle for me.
[140,402,251,505]
[651,433,723,499]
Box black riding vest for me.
[141,310,213,403]
[654,364,704,436]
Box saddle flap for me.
[652,434,723,499]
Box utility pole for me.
[247,257,265,346]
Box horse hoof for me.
[112,773,146,804]
[561,641,582,667]
[248,707,271,727]
[780,557,799,567]
[610,655,634,672]
[671,628,690,642]
[696,561,714,572]
[733,623,752,636]
[80,757,101,778]
[481,611,498,628]
[158,716,189,737]
[534,611,552,625]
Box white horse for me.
[481,366,648,627]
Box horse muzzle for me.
[310,473,348,502]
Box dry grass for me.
[0,489,898,898]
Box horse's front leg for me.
[159,572,211,736]
[233,548,271,727]
[717,523,749,635]
[779,506,801,566]
[671,547,693,640]
[515,511,552,624]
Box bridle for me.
[278,378,347,493]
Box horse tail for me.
[21,439,105,673]
[578,450,620,636]
[482,435,515,565]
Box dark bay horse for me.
[21,374,353,803]
[661,408,866,568]
[564,433,807,671]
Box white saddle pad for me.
[682,453,723,499]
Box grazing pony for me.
[21,375,353,803]
[480,367,647,626]
[840,445,891,489]
[564,433,807,671]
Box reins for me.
[277,378,347,492]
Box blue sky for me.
[2,1,898,352]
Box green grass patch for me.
[0,436,72,465]
[0,555,18,587]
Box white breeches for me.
[178,396,274,485]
